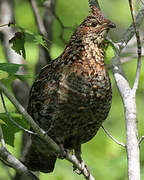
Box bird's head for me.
[79,5,116,45]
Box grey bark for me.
[0,0,30,108]
[32,0,57,74]
[111,6,144,178]
[112,56,140,180]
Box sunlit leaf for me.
[0,119,7,126]
[0,70,9,80]
[105,44,115,64]
[0,63,27,85]
[24,30,48,50]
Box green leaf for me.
[0,119,7,126]
[24,30,48,50]
[0,63,27,85]
[105,44,115,64]
[0,113,29,146]
[9,32,26,59]
[9,24,48,59]
[0,70,9,80]
[0,63,25,75]
[1,74,29,88]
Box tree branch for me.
[29,0,47,37]
[30,0,53,73]
[101,126,126,147]
[0,92,36,135]
[0,23,10,27]
[110,3,144,180]
[0,1,143,179]
[139,136,144,145]
[0,121,38,180]
[116,5,144,52]
[0,82,95,180]
[0,0,30,109]
[44,2,74,44]
[0,81,60,153]
[111,54,140,180]
[0,126,6,148]
[128,0,142,95]
[0,147,39,180]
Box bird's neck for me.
[60,35,105,66]
[82,36,105,66]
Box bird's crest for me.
[89,5,109,24]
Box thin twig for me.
[29,0,47,37]
[0,92,37,135]
[128,0,142,95]
[44,2,74,44]
[52,10,74,44]
[139,136,144,145]
[110,2,142,180]
[0,82,60,152]
[101,126,126,147]
[0,126,6,148]
[30,0,52,66]
[117,5,144,51]
[0,82,95,180]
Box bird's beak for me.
[108,22,116,28]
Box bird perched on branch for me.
[24,5,115,173]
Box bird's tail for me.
[23,143,57,173]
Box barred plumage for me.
[23,5,115,172]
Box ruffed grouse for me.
[24,5,115,172]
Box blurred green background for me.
[0,0,144,179]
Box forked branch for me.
[110,2,143,180]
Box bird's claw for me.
[73,161,90,178]
[57,144,70,159]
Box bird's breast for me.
[57,56,111,105]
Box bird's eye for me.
[91,22,97,27]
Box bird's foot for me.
[57,144,70,159]
[73,161,90,178]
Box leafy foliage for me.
[0,70,9,80]
[105,44,115,64]
[0,63,25,75]
[0,113,29,146]
[9,24,48,59]
[0,63,27,87]
[0,119,7,126]
[24,30,48,50]
[10,32,26,58]
[0,0,144,180]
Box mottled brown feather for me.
[23,5,115,173]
